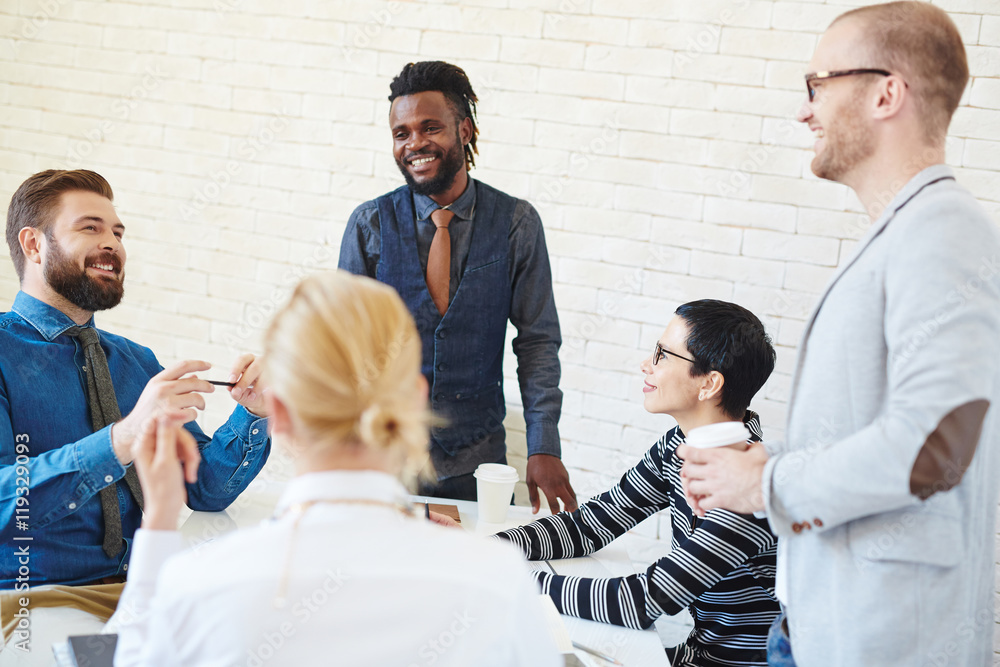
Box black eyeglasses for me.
[805,69,892,102]
[653,341,695,366]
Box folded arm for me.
[533,510,775,629]
[496,436,674,559]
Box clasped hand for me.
[134,414,200,531]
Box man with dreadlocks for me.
[339,61,576,514]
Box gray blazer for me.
[763,165,1000,666]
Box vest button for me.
[434,393,445,401]
[436,330,447,339]
[455,393,461,399]
[437,363,447,371]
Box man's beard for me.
[395,135,466,197]
[811,93,875,182]
[44,236,124,312]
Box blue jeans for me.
[767,611,797,666]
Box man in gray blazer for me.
[678,3,1000,665]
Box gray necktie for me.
[65,326,144,558]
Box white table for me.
[177,482,668,666]
[412,497,670,667]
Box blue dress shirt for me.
[0,292,270,587]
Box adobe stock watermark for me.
[715,119,798,197]
[61,65,167,169]
[7,0,71,57]
[243,569,350,666]
[543,0,587,28]
[9,433,33,653]
[179,109,290,221]
[535,114,623,207]
[926,607,994,666]
[223,239,337,353]
[675,0,753,72]
[341,2,406,65]
[562,243,679,354]
[406,610,477,667]
[213,0,243,17]
[893,252,1000,365]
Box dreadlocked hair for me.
[388,61,479,170]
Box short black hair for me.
[388,61,479,169]
[675,299,775,419]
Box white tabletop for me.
[179,483,668,666]
[415,498,669,667]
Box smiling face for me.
[389,90,472,202]
[41,190,126,312]
[640,316,705,419]
[798,19,877,184]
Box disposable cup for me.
[474,463,519,523]
[685,422,750,451]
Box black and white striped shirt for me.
[495,412,779,666]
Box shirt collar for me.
[877,164,955,226]
[274,470,412,516]
[414,178,477,222]
[11,291,94,342]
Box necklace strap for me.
[273,497,415,608]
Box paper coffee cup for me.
[474,463,519,523]
[685,422,750,450]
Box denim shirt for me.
[339,179,562,476]
[0,292,270,587]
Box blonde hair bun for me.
[358,402,400,450]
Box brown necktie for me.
[426,208,454,315]
[65,326,144,558]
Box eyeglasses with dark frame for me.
[805,69,892,102]
[652,341,696,366]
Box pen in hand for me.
[207,380,236,387]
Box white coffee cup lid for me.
[473,463,519,483]
[685,422,750,449]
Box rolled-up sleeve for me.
[508,200,563,458]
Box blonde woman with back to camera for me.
[111,271,560,666]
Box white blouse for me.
[113,470,560,666]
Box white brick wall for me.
[2,0,999,654]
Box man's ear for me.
[458,116,473,146]
[18,227,44,267]
[871,75,907,121]
[266,392,293,437]
[698,371,725,403]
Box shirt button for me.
[251,428,259,435]
[123,564,128,571]
[68,503,77,510]
[104,475,114,483]
[242,461,249,467]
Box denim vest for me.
[375,183,515,456]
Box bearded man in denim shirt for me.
[0,171,270,599]
[339,61,576,513]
